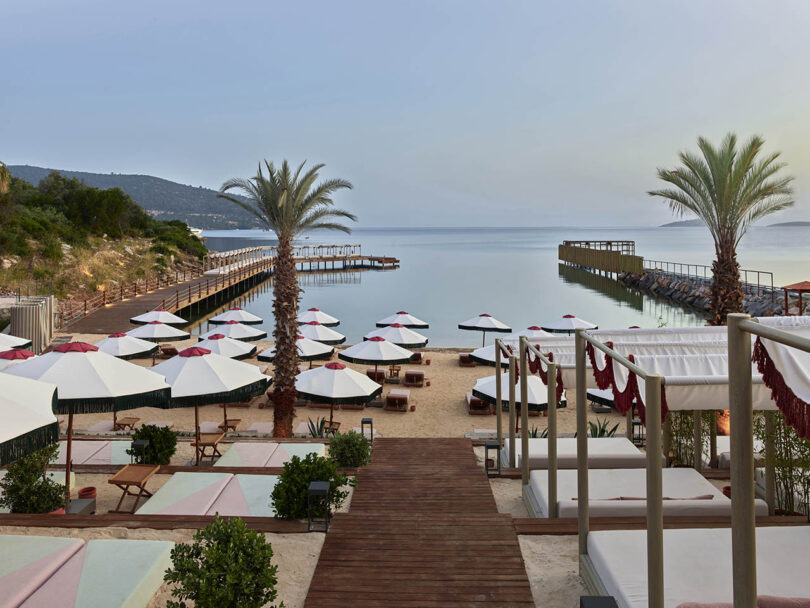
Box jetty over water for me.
[62,245,398,334]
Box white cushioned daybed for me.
[586,526,810,608]
[502,437,648,469]
[527,467,768,518]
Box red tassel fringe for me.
[753,337,810,440]
[586,341,615,390]
[527,350,565,402]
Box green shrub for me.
[328,431,371,467]
[271,453,351,519]
[0,444,65,513]
[163,515,281,608]
[126,424,177,465]
[754,412,810,514]
[587,418,620,438]
[307,417,332,438]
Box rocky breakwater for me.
[618,271,785,317]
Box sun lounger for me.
[587,388,615,413]
[385,389,410,411]
[145,421,174,429]
[266,442,325,466]
[341,401,365,411]
[366,369,386,383]
[0,535,172,608]
[157,344,179,359]
[501,438,649,469]
[466,392,491,415]
[713,435,765,469]
[108,464,161,513]
[403,370,425,387]
[459,353,476,367]
[526,467,769,519]
[198,421,222,434]
[215,442,279,467]
[586,527,810,608]
[85,420,115,433]
[410,352,424,364]
[191,432,226,462]
[113,416,140,431]
[135,472,279,517]
[218,418,241,432]
[293,421,310,436]
[245,421,274,435]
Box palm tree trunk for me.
[271,233,300,437]
[709,236,744,326]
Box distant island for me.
[8,165,261,230]
[659,219,703,227]
[768,221,810,227]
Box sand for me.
[35,333,611,607]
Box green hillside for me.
[8,165,260,229]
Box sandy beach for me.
[45,333,618,607]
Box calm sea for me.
[193,226,810,347]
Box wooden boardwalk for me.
[305,438,535,607]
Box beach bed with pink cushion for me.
[214,442,325,467]
[0,534,172,607]
[56,440,131,465]
[586,527,810,607]
[527,467,768,519]
[135,472,278,517]
[502,438,648,469]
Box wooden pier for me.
[304,438,535,607]
[62,246,398,335]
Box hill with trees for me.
[7,165,260,229]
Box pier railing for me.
[643,259,775,298]
[558,241,644,274]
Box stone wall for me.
[618,271,789,318]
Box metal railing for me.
[643,259,775,298]
[562,240,636,255]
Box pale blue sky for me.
[3,0,810,226]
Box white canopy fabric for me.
[129,309,187,325]
[258,336,334,362]
[0,334,32,349]
[468,344,511,367]
[209,307,263,325]
[295,362,382,404]
[364,324,428,348]
[0,349,37,371]
[472,372,565,410]
[339,337,413,366]
[151,347,269,406]
[95,333,159,359]
[299,322,346,345]
[376,311,429,328]
[4,342,171,414]
[541,315,597,333]
[753,326,810,439]
[458,314,511,332]
[126,321,190,343]
[0,374,59,466]
[196,334,257,360]
[503,326,555,342]
[199,321,267,342]
[297,308,340,327]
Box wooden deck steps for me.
[304,438,535,607]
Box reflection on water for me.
[557,264,644,311]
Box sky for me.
[3,0,810,227]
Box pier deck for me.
[304,438,535,607]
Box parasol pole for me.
[195,405,200,466]
[64,413,74,505]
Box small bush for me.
[307,417,336,438]
[127,424,177,465]
[588,418,620,438]
[328,431,371,467]
[0,444,65,513]
[164,515,281,608]
[272,453,351,519]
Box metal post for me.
[508,356,517,468]
[547,354,558,518]
[495,340,503,474]
[65,413,74,504]
[519,339,530,488]
[764,411,776,515]
[727,313,757,608]
[626,408,633,441]
[693,411,702,471]
[645,374,664,608]
[575,330,589,556]
[710,415,718,468]
[663,416,672,466]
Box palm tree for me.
[0,162,10,194]
[218,160,355,436]
[649,134,794,325]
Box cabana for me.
[56,440,131,466]
[214,442,325,467]
[135,472,278,517]
[572,318,810,607]
[0,534,172,607]
[501,437,647,470]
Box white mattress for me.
[588,526,810,608]
[714,435,764,469]
[502,438,647,469]
[529,467,768,518]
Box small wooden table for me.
[192,432,226,462]
[219,418,241,432]
[107,464,160,513]
[113,416,140,431]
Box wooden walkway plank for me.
[304,438,535,607]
